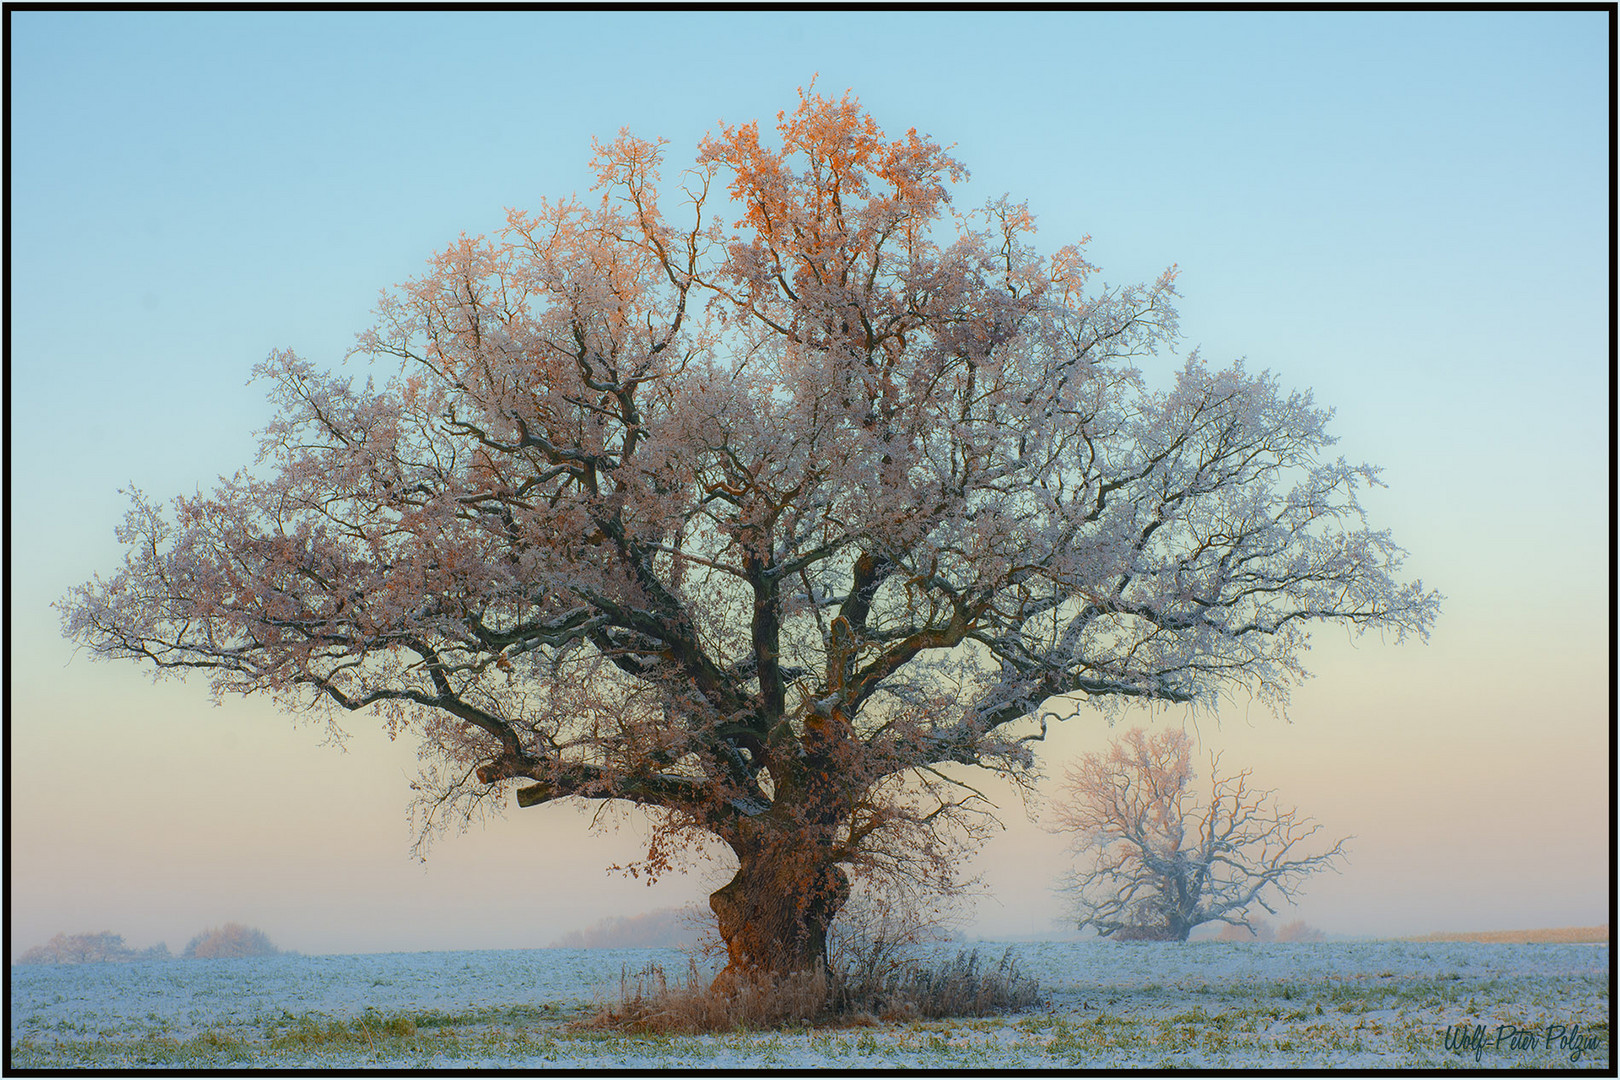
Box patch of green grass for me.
[9,1001,591,1070]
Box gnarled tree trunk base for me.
[709,857,850,995]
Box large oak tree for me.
[62,88,1439,987]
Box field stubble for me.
[8,941,1608,1069]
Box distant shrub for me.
[183,923,279,959]
[1276,919,1326,943]
[15,932,169,964]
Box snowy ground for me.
[9,941,1609,1069]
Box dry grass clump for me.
[592,960,833,1033]
[589,947,1040,1033]
[838,947,1041,1021]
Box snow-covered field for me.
[9,941,1609,1069]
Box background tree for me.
[60,87,1436,990]
[182,923,280,960]
[1054,726,1348,941]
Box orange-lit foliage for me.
[63,87,1435,989]
[182,922,280,959]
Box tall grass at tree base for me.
[591,948,1040,1033]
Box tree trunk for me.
[709,847,850,991]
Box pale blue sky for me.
[10,10,1610,954]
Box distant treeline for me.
[550,906,709,949]
[1402,925,1609,945]
[15,923,283,964]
